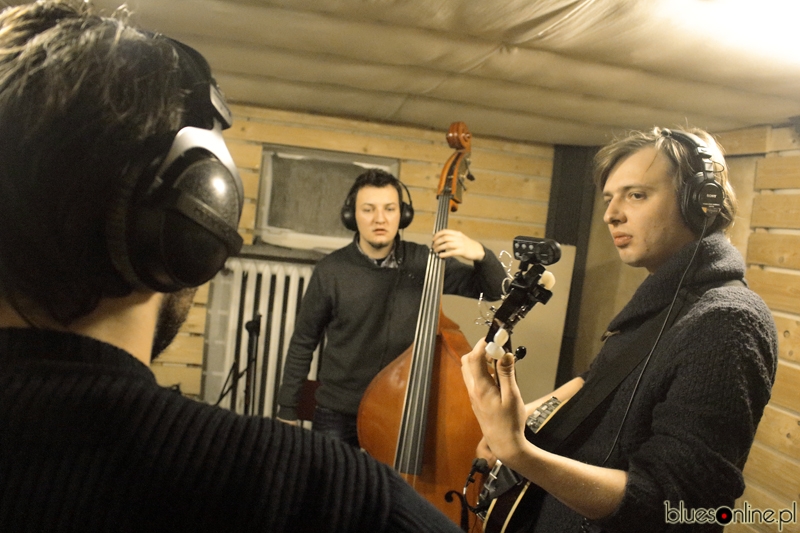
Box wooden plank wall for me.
[151,104,554,398]
[715,126,800,533]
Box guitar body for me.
[482,475,542,533]
[358,312,483,526]
[476,397,568,532]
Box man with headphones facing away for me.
[276,168,507,447]
[0,2,465,532]
[462,128,777,532]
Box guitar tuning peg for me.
[486,342,505,360]
[514,346,527,361]
[466,172,476,181]
[492,328,509,347]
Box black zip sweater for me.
[530,232,777,533]
[277,238,507,419]
[0,328,462,533]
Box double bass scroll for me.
[440,121,475,213]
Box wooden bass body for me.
[358,312,482,527]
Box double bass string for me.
[410,190,449,470]
[397,192,444,471]
[395,190,451,474]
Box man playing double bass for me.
[462,127,777,532]
[277,169,507,447]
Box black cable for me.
[578,218,714,533]
[599,216,711,467]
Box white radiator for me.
[202,257,317,419]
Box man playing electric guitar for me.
[462,128,777,533]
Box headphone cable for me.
[599,217,710,467]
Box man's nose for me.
[603,198,623,225]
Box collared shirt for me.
[356,239,399,268]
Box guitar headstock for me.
[484,237,561,359]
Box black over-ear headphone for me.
[661,129,725,234]
[107,37,244,293]
[340,172,414,232]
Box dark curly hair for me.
[0,0,189,324]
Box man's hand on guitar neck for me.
[462,340,529,464]
[473,375,586,468]
[461,340,627,522]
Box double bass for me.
[357,122,483,528]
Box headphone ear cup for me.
[110,148,242,293]
[666,129,725,235]
[399,201,414,229]
[341,198,358,232]
[130,203,229,291]
[130,155,242,292]
[680,172,724,234]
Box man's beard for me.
[151,287,198,361]
[363,238,392,251]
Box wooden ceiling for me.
[22,0,800,145]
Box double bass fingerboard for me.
[394,190,453,475]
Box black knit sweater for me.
[0,328,462,532]
[530,233,777,533]
[278,238,507,419]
